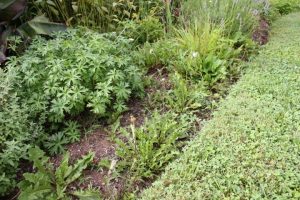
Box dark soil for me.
[147,65,172,91]
[50,129,125,199]
[51,129,116,167]
[120,99,146,127]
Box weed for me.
[115,111,195,183]
[148,72,208,113]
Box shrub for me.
[148,72,208,113]
[138,19,250,87]
[269,0,300,15]
[121,16,165,45]
[137,39,178,68]
[0,67,45,195]
[6,29,144,124]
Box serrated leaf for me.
[65,152,95,185]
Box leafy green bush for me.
[18,147,100,200]
[270,0,300,14]
[0,67,44,196]
[137,39,178,68]
[138,21,250,87]
[6,29,144,123]
[173,21,245,86]
[121,16,164,45]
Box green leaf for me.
[17,15,67,38]
[65,152,95,185]
[55,153,72,198]
[18,186,53,200]
[0,0,17,9]
[72,189,102,200]
[18,172,53,200]
[44,132,69,155]
[28,147,52,173]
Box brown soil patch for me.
[51,129,115,167]
[120,99,146,127]
[70,169,125,199]
[147,65,172,92]
[120,65,172,128]
[50,129,126,199]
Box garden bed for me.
[2,0,300,199]
[141,12,300,199]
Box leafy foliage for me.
[141,13,300,199]
[0,67,44,195]
[269,0,300,16]
[18,147,97,200]
[115,111,195,182]
[181,0,267,36]
[148,72,208,113]
[0,0,280,198]
[43,121,81,155]
[121,15,164,45]
[72,187,103,200]
[173,22,245,85]
[6,29,144,123]
[0,28,144,195]
[44,132,69,155]
[138,25,248,87]
[137,39,178,68]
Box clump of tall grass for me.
[181,0,269,36]
[175,21,223,57]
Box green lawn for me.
[141,13,300,200]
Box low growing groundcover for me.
[141,12,300,199]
